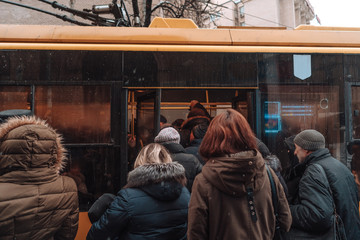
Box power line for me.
[244,12,294,29]
[1,0,303,29]
[206,1,296,29]
[0,0,91,25]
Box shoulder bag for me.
[266,165,284,240]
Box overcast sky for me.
[310,0,360,27]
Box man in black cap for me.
[185,123,208,165]
[287,129,360,239]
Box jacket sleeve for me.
[87,190,130,240]
[188,174,208,240]
[194,156,203,175]
[54,178,79,240]
[290,164,334,231]
[272,169,292,232]
[88,193,116,224]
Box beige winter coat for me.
[0,116,79,240]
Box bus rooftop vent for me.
[296,25,360,31]
[149,17,198,29]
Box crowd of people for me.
[0,101,360,239]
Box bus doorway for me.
[346,83,360,189]
[232,90,258,133]
[128,88,259,151]
[127,89,161,170]
[135,90,161,148]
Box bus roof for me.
[1,18,360,52]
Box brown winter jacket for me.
[0,117,79,240]
[188,150,291,240]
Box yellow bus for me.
[1,18,360,238]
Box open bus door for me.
[231,90,259,135]
[346,83,360,173]
[345,82,360,213]
[133,89,161,155]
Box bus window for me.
[160,90,207,124]
[64,146,116,211]
[159,89,242,125]
[0,86,31,111]
[263,85,340,166]
[35,85,111,143]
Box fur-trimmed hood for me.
[0,116,67,176]
[125,162,187,201]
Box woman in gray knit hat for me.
[154,127,202,192]
[287,129,360,239]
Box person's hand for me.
[128,136,136,148]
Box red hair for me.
[199,109,256,160]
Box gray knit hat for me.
[154,127,180,144]
[294,129,325,151]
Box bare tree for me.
[0,0,222,28]
[148,0,221,28]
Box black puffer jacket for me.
[87,162,190,240]
[290,148,360,239]
[163,143,203,192]
[185,139,205,165]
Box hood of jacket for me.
[181,115,211,130]
[0,116,66,183]
[125,162,187,201]
[202,150,266,197]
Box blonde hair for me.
[134,143,172,168]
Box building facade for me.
[215,0,314,29]
[0,0,314,29]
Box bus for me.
[1,18,360,238]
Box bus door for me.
[232,90,260,136]
[134,89,161,149]
[346,82,360,169]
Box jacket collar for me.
[162,142,186,154]
[124,162,187,201]
[188,139,202,147]
[125,162,186,188]
[304,148,331,166]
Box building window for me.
[239,6,245,18]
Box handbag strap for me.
[266,165,280,228]
[312,163,346,238]
[313,164,332,196]
[313,163,337,208]
[313,163,339,216]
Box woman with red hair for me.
[188,109,291,240]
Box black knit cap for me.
[192,123,208,139]
[294,129,325,151]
